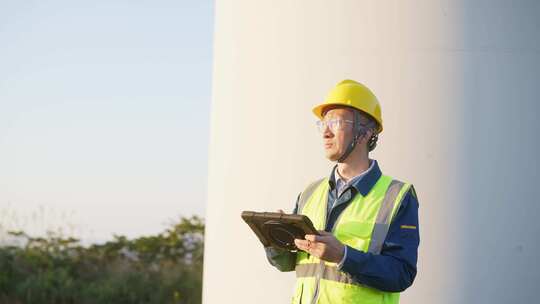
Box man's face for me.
[320,107,355,161]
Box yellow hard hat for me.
[312,79,383,133]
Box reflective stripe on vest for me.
[291,175,410,304]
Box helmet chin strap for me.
[337,133,361,163]
[337,110,364,163]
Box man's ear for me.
[360,128,373,143]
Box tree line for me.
[0,216,204,304]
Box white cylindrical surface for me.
[204,1,540,303]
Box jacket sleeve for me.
[340,187,420,292]
[264,246,297,272]
[264,193,301,272]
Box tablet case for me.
[241,211,319,251]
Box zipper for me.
[311,187,345,304]
[310,185,359,303]
[331,199,348,234]
[309,193,333,304]
[330,188,351,233]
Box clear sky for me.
[0,0,214,243]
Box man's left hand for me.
[294,231,345,263]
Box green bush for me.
[0,216,204,304]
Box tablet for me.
[241,211,319,251]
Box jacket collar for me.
[328,159,382,197]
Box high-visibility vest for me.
[292,175,411,304]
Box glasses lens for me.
[316,120,325,132]
[334,119,342,130]
[317,119,352,132]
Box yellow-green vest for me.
[292,175,411,304]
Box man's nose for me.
[323,126,333,138]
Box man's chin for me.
[325,151,340,162]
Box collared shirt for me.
[332,160,375,209]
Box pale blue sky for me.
[0,0,214,242]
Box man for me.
[266,80,420,303]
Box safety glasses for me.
[316,119,354,133]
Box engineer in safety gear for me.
[265,79,420,304]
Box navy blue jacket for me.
[265,160,420,293]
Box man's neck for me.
[336,156,371,182]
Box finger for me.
[318,230,332,236]
[295,239,310,246]
[305,234,318,242]
[306,234,327,243]
[294,239,310,251]
[296,244,311,253]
